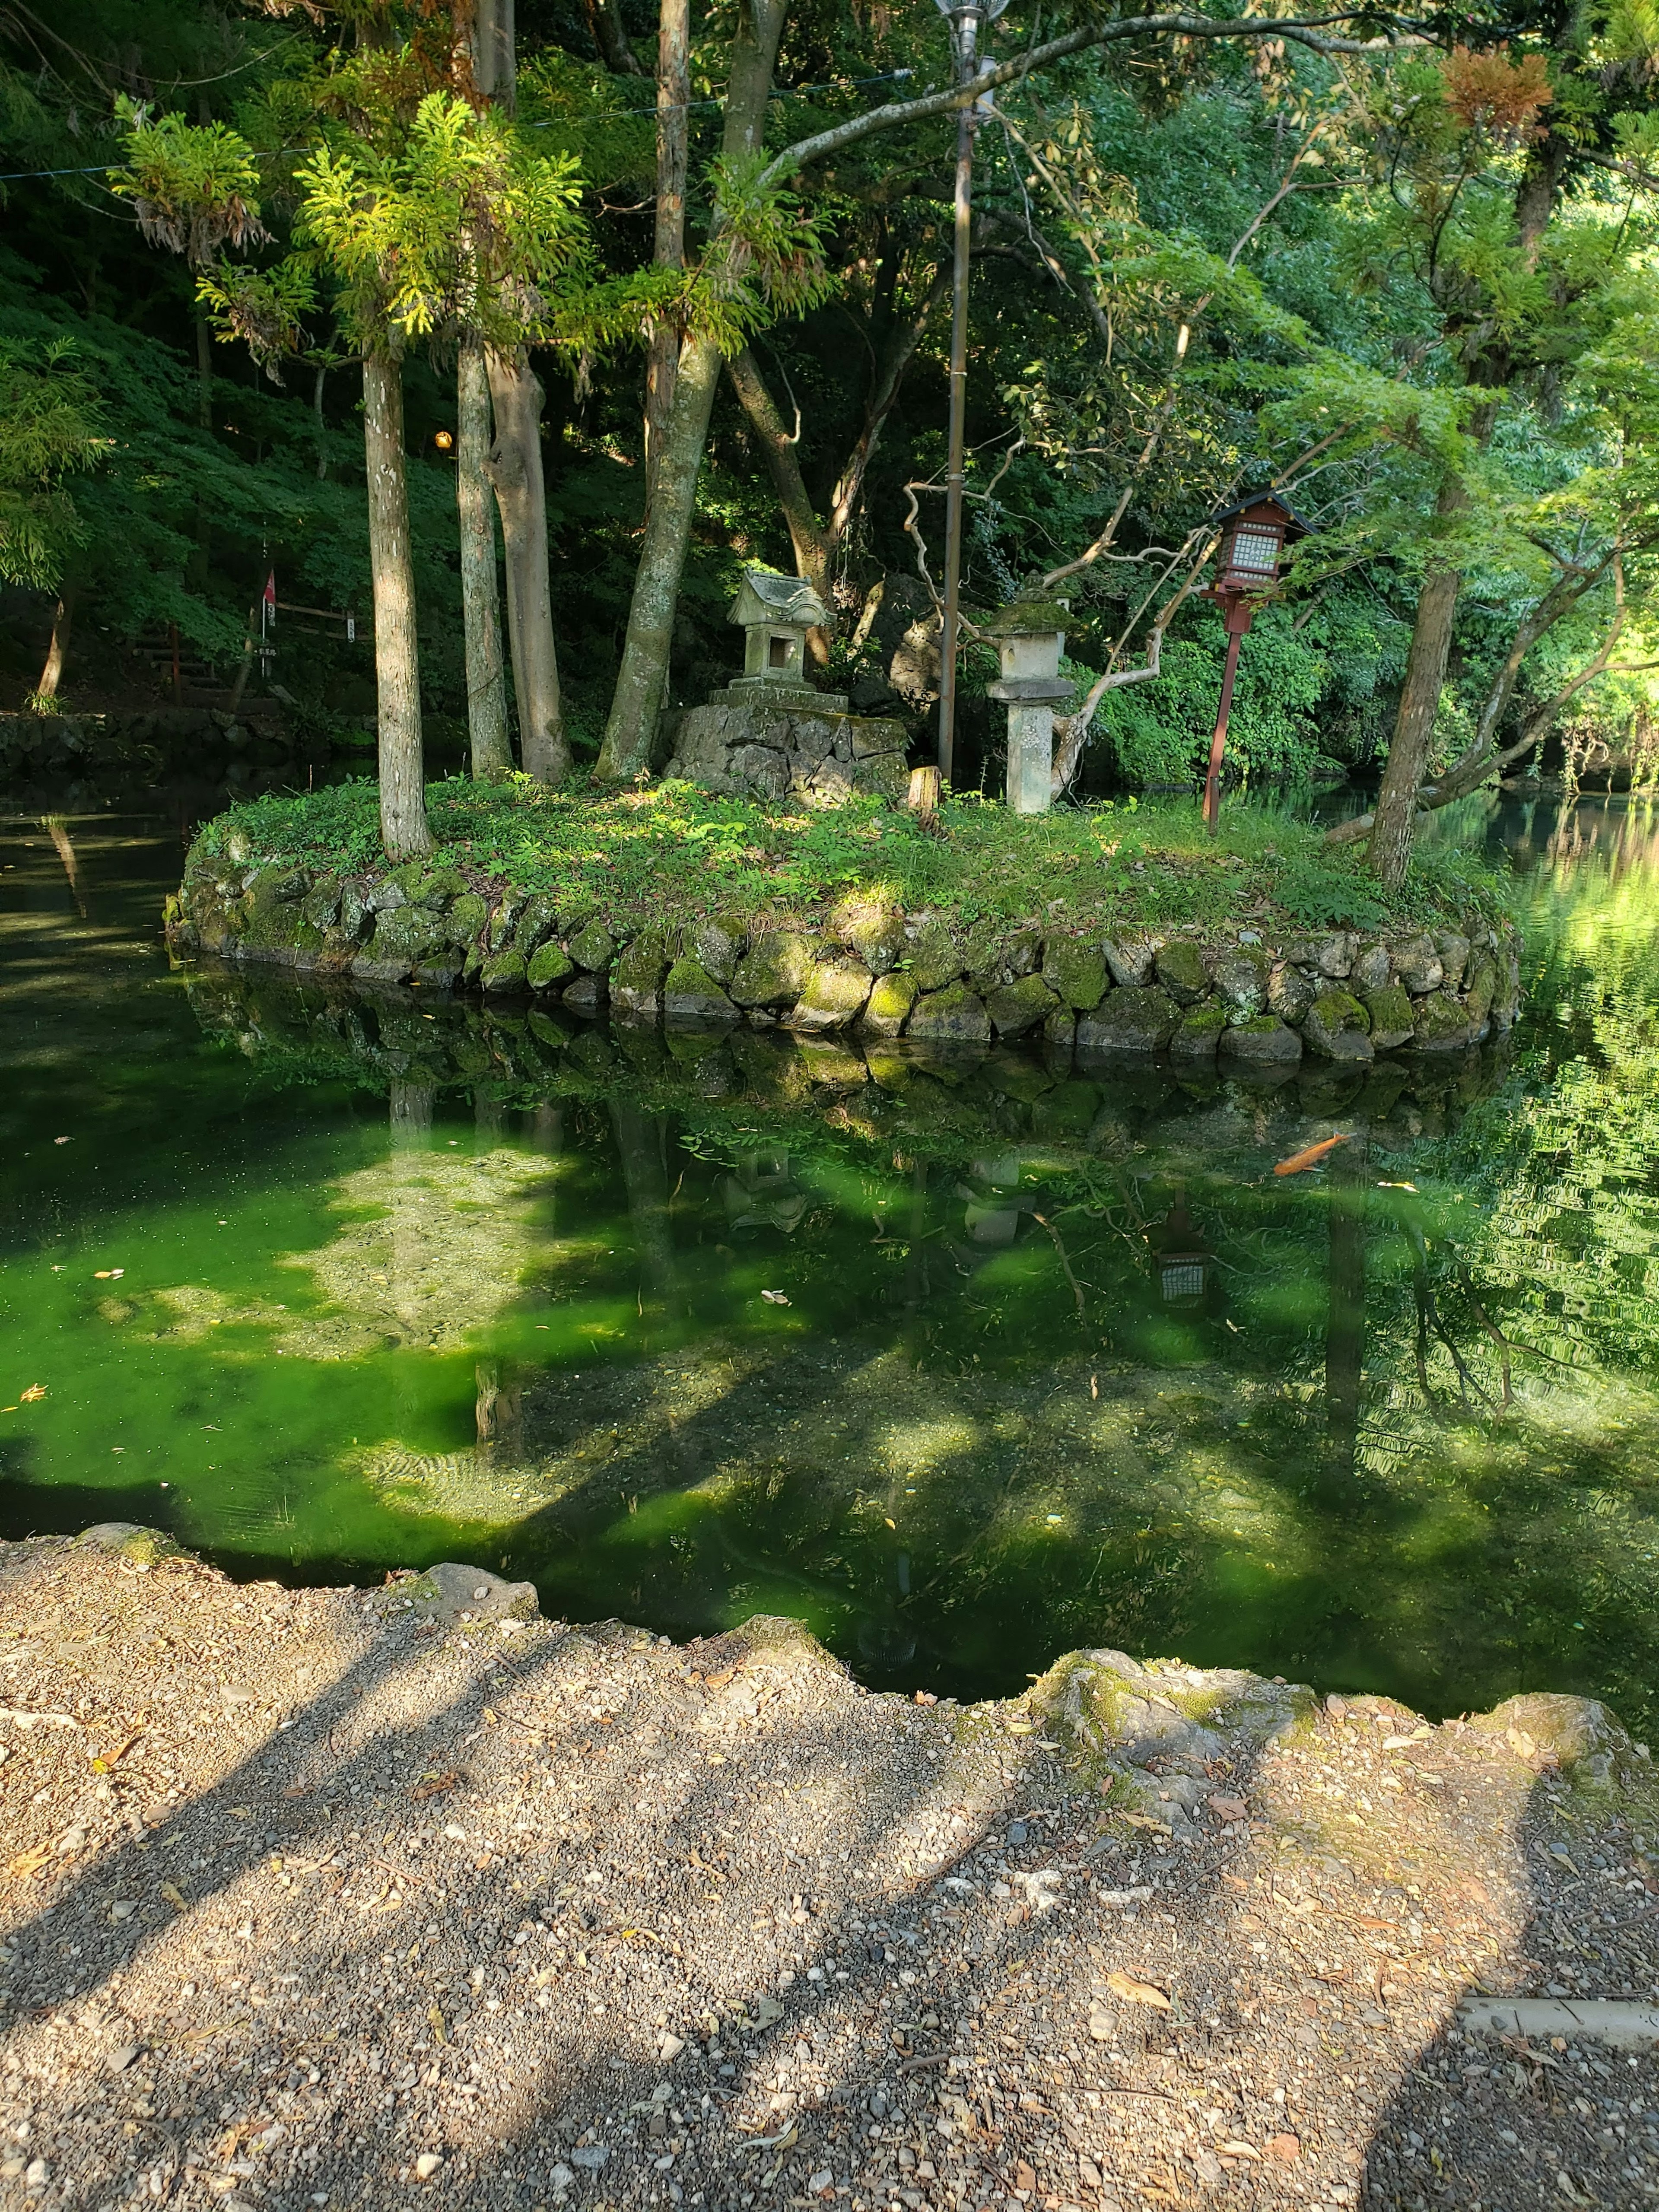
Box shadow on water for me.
[10,796,1659,1732]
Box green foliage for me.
[0,337,106,589]
[198,775,1504,938]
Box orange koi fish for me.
[1273,1133,1351,1177]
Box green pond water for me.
[6,791,1659,1726]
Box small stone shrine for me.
[662,568,910,805]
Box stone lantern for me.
[983,595,1073,815]
[716,569,848,713]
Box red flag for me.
[262,571,277,616]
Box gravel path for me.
[3,1532,1658,2212]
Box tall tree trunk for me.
[1369,498,1465,890]
[645,0,690,510]
[725,346,832,615]
[195,316,214,431]
[826,261,949,546]
[484,348,567,785]
[362,348,432,860]
[468,0,566,784]
[313,360,329,480]
[470,0,516,109]
[599,0,790,779]
[458,340,513,777]
[33,585,75,705]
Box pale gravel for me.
[1,1536,1656,2212]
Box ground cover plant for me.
[195,776,1510,939]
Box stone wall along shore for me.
[168,844,1522,1068]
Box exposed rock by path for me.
[3,1537,1659,2212]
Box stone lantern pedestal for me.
[983,596,1072,814]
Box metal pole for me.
[1203,618,1245,834]
[937,4,980,790]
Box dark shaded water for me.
[6,791,1659,1726]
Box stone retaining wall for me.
[168,850,1520,1068]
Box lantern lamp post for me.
[1201,495,1305,834]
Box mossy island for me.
[167,777,1521,1066]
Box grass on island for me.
[194,772,1510,938]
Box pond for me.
[5,789,1659,1729]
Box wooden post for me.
[936,3,981,791]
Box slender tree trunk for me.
[826,261,949,547]
[195,317,214,431]
[585,0,644,74]
[458,340,513,777]
[599,0,790,779]
[598,334,724,777]
[1368,478,1466,890]
[645,0,690,510]
[484,347,567,784]
[33,585,75,704]
[362,347,432,860]
[725,345,832,606]
[313,360,328,480]
[470,0,516,109]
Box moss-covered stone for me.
[785,958,874,1033]
[1390,932,1443,993]
[480,948,528,995]
[448,892,489,945]
[566,919,617,973]
[906,981,991,1044]
[302,877,342,932]
[563,969,608,1015]
[1410,988,1474,1050]
[527,940,576,992]
[1077,986,1178,1055]
[830,895,906,975]
[662,956,737,1024]
[76,1521,188,1568]
[1303,988,1374,1062]
[1363,981,1414,1051]
[1209,947,1268,1020]
[610,927,677,1016]
[1268,962,1316,1023]
[984,971,1059,1037]
[1154,939,1210,1004]
[1462,950,1498,1027]
[391,861,467,908]
[1040,939,1108,1011]
[362,906,445,967]
[729,930,817,1007]
[1042,1004,1078,1051]
[860,971,918,1036]
[906,921,964,994]
[511,893,559,957]
[1218,1014,1302,1065]
[1171,1002,1228,1059]
[691,915,746,985]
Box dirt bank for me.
[2,1531,1656,2212]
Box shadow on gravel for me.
[1359,1757,1659,2212]
[0,1547,1291,2212]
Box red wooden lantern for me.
[1202,494,1307,831]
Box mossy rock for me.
[527,940,577,992]
[448,892,489,944]
[663,956,737,1025]
[1463,950,1498,1026]
[785,958,874,1033]
[1363,981,1415,1051]
[611,927,678,1015]
[480,948,528,995]
[1268,963,1316,1024]
[1077,986,1178,1055]
[830,896,905,976]
[1040,939,1108,1011]
[1171,1002,1228,1059]
[729,930,817,1008]
[1218,1014,1302,1065]
[563,970,608,1015]
[1409,988,1473,1051]
[512,893,560,957]
[984,971,1059,1038]
[1210,948,1268,1020]
[1153,939,1210,1005]
[906,982,991,1045]
[302,878,342,932]
[906,921,964,994]
[1303,988,1374,1063]
[391,861,467,909]
[566,919,617,973]
[860,971,917,1036]
[691,915,746,985]
[363,906,445,967]
[76,1522,188,1569]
